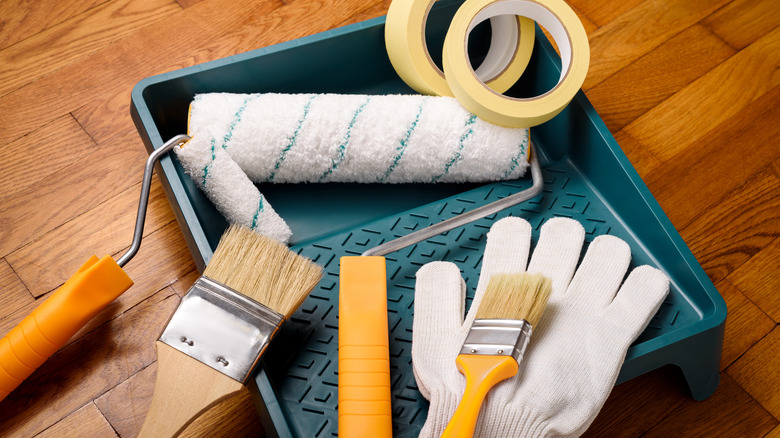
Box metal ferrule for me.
[159,276,284,383]
[459,319,533,363]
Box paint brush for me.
[139,225,322,437]
[442,272,552,438]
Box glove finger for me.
[413,261,467,398]
[466,217,532,325]
[526,217,585,301]
[564,234,631,308]
[414,261,466,335]
[605,265,670,336]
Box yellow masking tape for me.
[443,0,590,127]
[385,0,535,96]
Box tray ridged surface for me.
[263,160,691,437]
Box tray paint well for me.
[130,2,726,436]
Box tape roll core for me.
[385,0,536,96]
[443,0,589,127]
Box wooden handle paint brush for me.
[442,272,552,438]
[139,225,322,438]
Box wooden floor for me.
[0,0,778,436]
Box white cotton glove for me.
[412,217,670,437]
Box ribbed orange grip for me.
[0,255,133,400]
[442,354,519,438]
[338,256,392,437]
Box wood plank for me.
[644,85,780,229]
[583,0,731,90]
[0,222,195,347]
[567,0,644,28]
[0,133,148,258]
[0,114,97,203]
[176,0,205,8]
[0,0,181,98]
[582,366,686,437]
[621,27,780,163]
[0,0,284,146]
[7,178,175,297]
[727,238,780,322]
[613,130,664,178]
[682,168,780,284]
[728,327,780,418]
[585,24,735,132]
[643,374,778,437]
[0,0,106,50]
[0,259,33,316]
[0,289,179,437]
[766,424,780,438]
[715,279,776,369]
[702,0,780,50]
[170,268,200,297]
[95,362,263,437]
[35,403,117,438]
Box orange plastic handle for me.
[0,255,133,400]
[442,354,519,438]
[338,256,392,437]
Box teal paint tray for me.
[130,2,726,436]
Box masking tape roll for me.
[385,0,535,96]
[443,0,589,128]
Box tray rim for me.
[130,8,727,435]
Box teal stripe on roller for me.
[201,139,217,186]
[319,97,371,182]
[268,95,317,182]
[250,195,265,230]
[502,136,529,179]
[222,94,258,150]
[431,114,477,183]
[380,98,426,182]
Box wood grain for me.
[567,0,645,28]
[0,0,181,97]
[1,0,778,436]
[35,402,117,438]
[728,328,780,419]
[622,26,780,163]
[7,178,175,297]
[727,238,780,322]
[582,366,687,437]
[138,342,245,437]
[0,289,179,437]
[0,259,33,318]
[643,85,780,229]
[95,361,264,437]
[0,0,106,50]
[0,114,97,203]
[716,279,776,369]
[682,168,780,284]
[585,24,735,132]
[583,0,731,90]
[0,137,148,258]
[0,222,193,349]
[643,374,778,437]
[702,0,780,50]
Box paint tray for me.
[130,1,726,436]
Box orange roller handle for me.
[0,255,133,400]
[442,354,519,438]
[338,256,392,438]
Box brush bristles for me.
[203,225,323,317]
[476,273,553,326]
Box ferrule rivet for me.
[470,349,477,354]
[216,356,229,367]
[180,336,194,346]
